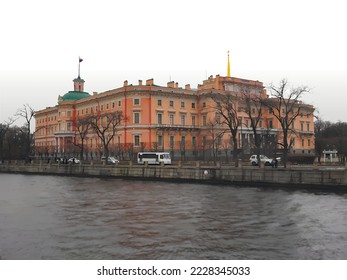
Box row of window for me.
[157,99,197,109]
[75,99,201,117]
[37,115,57,124]
[77,100,123,116]
[292,138,312,148]
[133,112,196,126]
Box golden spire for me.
[227,51,231,77]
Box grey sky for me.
[1,0,346,126]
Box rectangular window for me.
[192,115,196,126]
[192,136,196,148]
[157,99,162,106]
[308,139,311,147]
[300,122,304,131]
[169,100,174,107]
[215,113,221,124]
[169,114,174,125]
[118,100,122,107]
[180,114,185,125]
[181,101,185,108]
[170,135,174,148]
[158,135,163,146]
[181,136,186,147]
[202,102,206,108]
[157,113,162,125]
[101,105,103,111]
[106,104,109,110]
[302,139,305,147]
[202,115,207,126]
[269,120,273,129]
[307,123,310,132]
[134,135,140,146]
[134,112,140,124]
[134,98,140,105]
[191,102,195,109]
[112,102,115,108]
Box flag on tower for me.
[79,57,83,63]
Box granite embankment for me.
[1,161,347,190]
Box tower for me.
[74,57,84,92]
[73,77,85,92]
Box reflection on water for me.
[0,174,346,259]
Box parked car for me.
[101,156,119,164]
[68,157,80,164]
[249,155,275,166]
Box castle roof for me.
[61,90,90,101]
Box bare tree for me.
[240,85,264,167]
[263,79,310,167]
[206,117,224,163]
[0,119,14,162]
[211,92,240,166]
[74,116,92,160]
[88,111,123,162]
[15,104,35,161]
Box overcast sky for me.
[1,0,346,126]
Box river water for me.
[0,173,346,260]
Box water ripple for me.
[0,174,346,259]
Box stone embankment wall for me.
[1,161,347,188]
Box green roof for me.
[61,91,90,101]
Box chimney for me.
[93,92,98,96]
[146,78,154,86]
[198,84,203,90]
[185,84,191,90]
[167,81,175,88]
[123,80,128,87]
[175,82,178,88]
[139,80,142,86]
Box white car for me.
[249,155,274,166]
[68,157,80,164]
[101,156,119,164]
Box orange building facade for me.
[34,73,315,161]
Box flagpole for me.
[78,57,81,78]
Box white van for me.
[137,152,171,165]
